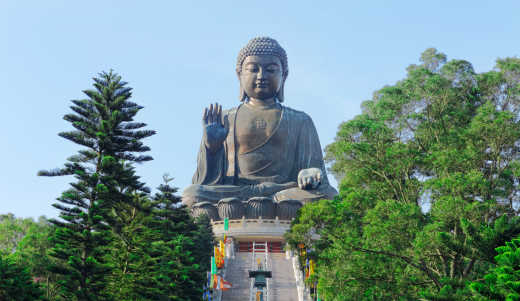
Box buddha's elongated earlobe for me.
[277,75,287,103]
[237,69,248,102]
[276,85,284,103]
[239,85,247,102]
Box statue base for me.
[211,217,291,243]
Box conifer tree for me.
[38,71,155,300]
[147,175,207,300]
[192,214,215,274]
[105,184,160,300]
[105,173,215,300]
[470,237,520,300]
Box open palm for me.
[202,102,228,152]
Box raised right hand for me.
[202,102,228,152]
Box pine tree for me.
[105,173,215,300]
[192,214,215,274]
[147,175,208,300]
[38,71,155,300]
[105,186,160,300]
[470,237,520,300]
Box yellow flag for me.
[309,259,315,275]
[215,245,224,268]
[220,240,225,256]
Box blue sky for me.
[2,1,519,218]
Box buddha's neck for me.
[247,97,277,109]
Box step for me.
[221,252,298,301]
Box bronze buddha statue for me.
[182,37,337,210]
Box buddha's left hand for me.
[297,168,322,190]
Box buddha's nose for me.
[257,68,266,79]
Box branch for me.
[462,258,476,277]
[353,247,442,289]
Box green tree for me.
[470,237,520,300]
[105,173,213,300]
[287,51,520,299]
[0,214,39,253]
[0,254,45,301]
[192,214,215,274]
[146,175,208,300]
[0,215,61,299]
[104,188,158,300]
[9,216,63,300]
[38,71,155,300]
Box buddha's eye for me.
[266,65,280,73]
[245,64,259,72]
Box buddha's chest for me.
[235,105,282,155]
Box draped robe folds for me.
[182,104,337,207]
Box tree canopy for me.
[287,49,520,300]
[30,71,213,300]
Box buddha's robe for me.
[182,103,337,207]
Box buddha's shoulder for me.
[222,104,313,121]
[222,106,239,116]
[281,105,313,122]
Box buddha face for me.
[239,55,284,102]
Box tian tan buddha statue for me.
[182,37,337,211]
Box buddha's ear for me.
[237,69,248,102]
[277,74,288,103]
[239,85,247,102]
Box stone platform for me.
[211,217,291,242]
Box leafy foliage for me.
[0,254,45,300]
[287,50,520,299]
[0,214,42,254]
[0,215,59,300]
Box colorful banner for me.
[221,278,232,291]
[214,246,224,269]
[220,240,225,258]
[309,259,315,276]
[211,256,216,275]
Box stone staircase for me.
[269,253,298,301]
[221,251,298,301]
[221,252,251,300]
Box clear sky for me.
[2,1,519,219]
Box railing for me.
[264,241,271,301]
[238,241,284,253]
[249,241,256,301]
[211,217,292,226]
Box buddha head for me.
[236,37,288,102]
